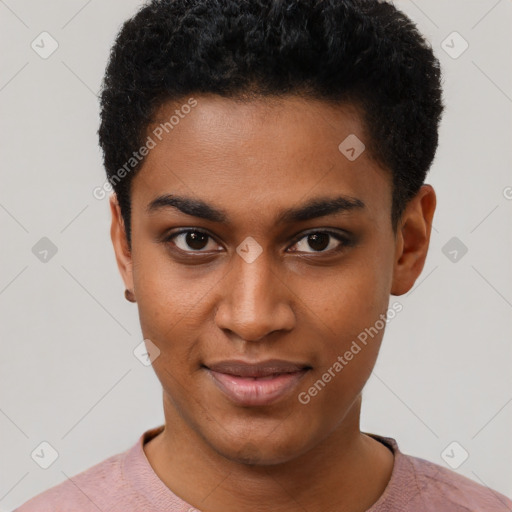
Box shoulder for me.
[11,434,154,512]
[367,433,512,512]
[12,426,167,512]
[12,450,129,512]
[406,456,512,512]
[398,449,512,511]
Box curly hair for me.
[98,0,444,247]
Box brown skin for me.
[110,94,436,512]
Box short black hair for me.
[98,0,444,247]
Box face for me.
[110,94,434,465]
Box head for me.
[99,0,443,465]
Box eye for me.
[162,228,353,256]
[164,229,221,253]
[288,230,351,254]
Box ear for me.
[109,193,134,294]
[391,184,436,296]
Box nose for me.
[214,250,296,342]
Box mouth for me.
[203,359,312,407]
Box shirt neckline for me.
[122,425,417,511]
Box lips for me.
[206,359,309,378]
[204,359,311,406]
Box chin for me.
[223,443,296,466]
[206,425,312,467]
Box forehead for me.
[131,94,392,227]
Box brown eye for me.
[165,229,220,252]
[289,231,351,254]
[305,233,330,251]
[183,231,209,250]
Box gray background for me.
[1,0,511,510]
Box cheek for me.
[311,254,392,334]
[132,260,222,385]
[132,247,209,331]
[299,277,389,416]
[305,246,393,379]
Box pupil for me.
[308,233,329,251]
[187,231,208,250]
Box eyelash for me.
[162,228,353,256]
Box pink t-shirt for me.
[13,424,512,512]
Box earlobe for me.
[390,185,436,296]
[109,193,135,294]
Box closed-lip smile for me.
[204,359,311,406]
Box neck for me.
[144,393,394,512]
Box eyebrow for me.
[146,194,365,224]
